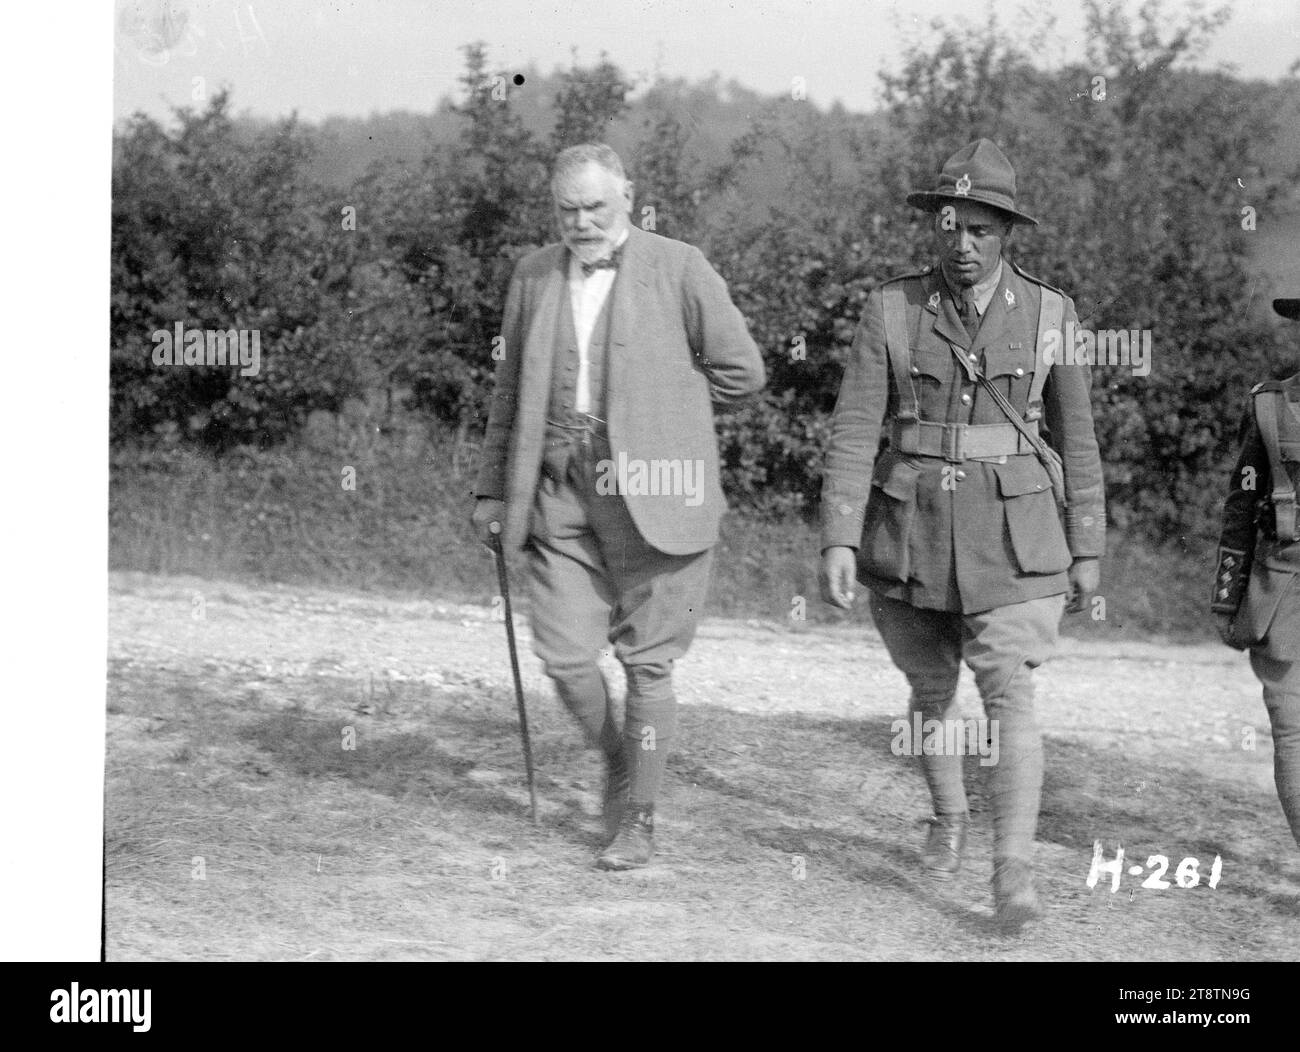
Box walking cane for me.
[488,521,539,825]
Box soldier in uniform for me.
[818,139,1106,928]
[1212,297,1300,847]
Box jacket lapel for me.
[605,226,652,424]
[931,271,971,351]
[519,247,567,428]
[970,263,1019,358]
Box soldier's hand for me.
[471,498,506,550]
[1213,613,1238,647]
[819,546,858,609]
[1065,556,1100,614]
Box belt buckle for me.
[943,423,966,462]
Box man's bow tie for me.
[579,252,621,277]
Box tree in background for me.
[110,11,1298,543]
[696,0,1295,532]
[111,89,367,451]
[352,45,633,432]
[551,54,631,151]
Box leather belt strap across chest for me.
[881,280,1056,464]
[1254,387,1300,542]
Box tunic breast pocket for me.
[860,453,922,583]
[983,345,1033,401]
[911,343,950,387]
[909,343,952,419]
[995,457,1072,574]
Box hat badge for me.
[954,173,972,196]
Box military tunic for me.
[1213,373,1300,845]
[1213,375,1300,659]
[820,260,1106,612]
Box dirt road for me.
[105,571,1300,960]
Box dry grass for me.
[105,650,1300,961]
[111,414,1221,642]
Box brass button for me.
[955,469,966,481]
[910,366,921,376]
[968,353,978,364]
[961,393,972,405]
[1015,367,1025,377]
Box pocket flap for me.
[995,456,1051,497]
[872,455,922,501]
[912,343,950,381]
[983,346,1032,381]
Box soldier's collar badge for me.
[927,291,941,312]
[954,173,972,196]
[1005,288,1015,308]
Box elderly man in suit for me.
[818,139,1105,928]
[472,143,765,870]
[1213,296,1300,847]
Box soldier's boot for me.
[921,812,969,879]
[601,747,630,847]
[979,670,1046,929]
[912,691,969,880]
[992,857,1041,931]
[1254,652,1300,848]
[597,804,654,870]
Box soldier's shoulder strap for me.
[880,272,928,420]
[881,267,933,285]
[1007,258,1068,298]
[1253,382,1299,541]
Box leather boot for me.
[596,803,654,870]
[992,857,1042,930]
[921,812,968,880]
[601,749,630,847]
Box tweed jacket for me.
[475,225,765,555]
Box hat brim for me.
[906,189,1038,227]
[1274,298,1300,320]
